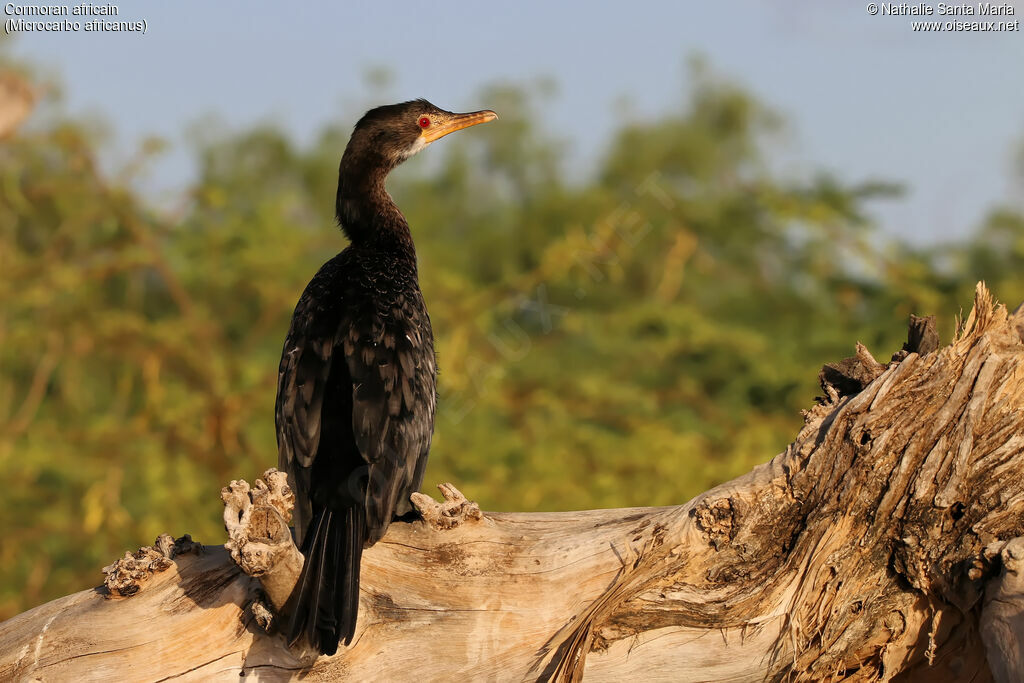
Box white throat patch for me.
[403,136,429,160]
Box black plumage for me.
[275,99,496,655]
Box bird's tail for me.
[287,505,365,655]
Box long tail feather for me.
[340,505,364,646]
[287,506,365,655]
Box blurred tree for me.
[1,55,1020,621]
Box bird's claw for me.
[411,483,484,530]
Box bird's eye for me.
[418,116,431,128]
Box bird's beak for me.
[422,110,498,143]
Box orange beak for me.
[422,109,498,143]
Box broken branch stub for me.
[221,468,302,613]
[102,533,201,597]
[410,482,486,530]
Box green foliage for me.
[1,60,1021,620]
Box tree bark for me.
[3,282,1024,682]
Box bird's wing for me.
[343,293,435,539]
[275,294,335,546]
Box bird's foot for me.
[411,483,485,530]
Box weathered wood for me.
[2,282,1024,681]
[980,537,1024,683]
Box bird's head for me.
[336,100,496,240]
[345,99,498,170]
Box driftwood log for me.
[3,283,1024,681]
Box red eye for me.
[418,116,431,128]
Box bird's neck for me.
[335,162,416,259]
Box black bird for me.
[275,100,497,655]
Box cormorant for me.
[275,100,497,655]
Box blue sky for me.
[7,0,1023,242]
